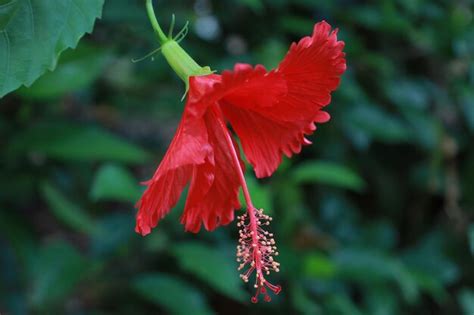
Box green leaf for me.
[334,248,419,303]
[279,15,314,34]
[0,0,21,29]
[41,182,97,235]
[29,240,89,309]
[402,231,460,286]
[350,5,383,29]
[239,0,263,12]
[90,213,135,257]
[385,79,429,110]
[459,289,474,315]
[344,103,412,143]
[304,252,338,279]
[90,164,141,202]
[468,224,474,256]
[401,108,440,149]
[8,122,150,163]
[460,87,474,133]
[0,211,36,268]
[256,39,287,69]
[365,286,399,315]
[325,294,364,315]
[18,43,109,99]
[133,273,215,315]
[0,0,105,97]
[408,269,447,302]
[360,221,397,250]
[291,283,322,315]
[292,161,366,191]
[172,242,247,302]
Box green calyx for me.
[161,41,213,84]
[145,0,212,88]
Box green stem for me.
[144,0,213,87]
[146,0,169,44]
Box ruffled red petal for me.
[135,77,243,235]
[180,107,242,232]
[277,21,346,109]
[135,110,212,235]
[218,21,346,177]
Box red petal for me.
[221,102,317,177]
[181,107,243,232]
[277,21,346,109]
[136,76,245,235]
[135,108,212,236]
[218,21,345,177]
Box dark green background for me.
[1,0,474,314]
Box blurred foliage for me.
[1,0,474,314]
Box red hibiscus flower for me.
[137,0,346,303]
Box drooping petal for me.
[181,106,243,232]
[219,21,346,178]
[135,111,212,235]
[136,75,248,235]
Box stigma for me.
[236,208,281,303]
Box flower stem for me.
[144,0,213,87]
[145,0,169,44]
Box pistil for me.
[214,107,281,303]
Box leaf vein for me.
[0,0,18,10]
[0,30,11,94]
[70,0,88,22]
[55,0,74,53]
[25,0,35,37]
